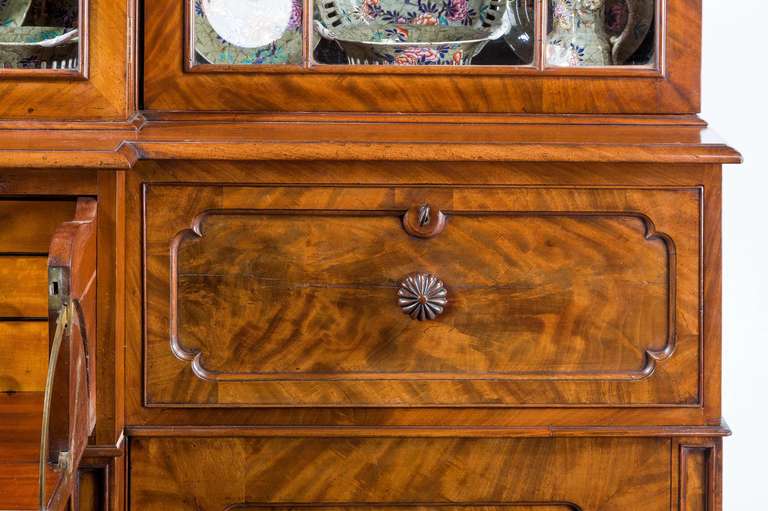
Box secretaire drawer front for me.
[143,184,701,407]
[129,437,672,511]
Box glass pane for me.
[0,0,81,71]
[546,0,656,67]
[192,0,303,66]
[313,0,536,66]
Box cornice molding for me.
[0,114,743,168]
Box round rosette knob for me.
[397,272,448,321]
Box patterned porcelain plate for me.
[0,26,79,69]
[318,0,503,29]
[317,21,502,64]
[316,0,507,64]
[0,26,78,45]
[193,0,303,65]
[0,0,31,28]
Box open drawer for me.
[0,198,97,511]
[142,183,701,408]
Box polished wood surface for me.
[0,322,48,392]
[0,201,78,253]
[123,161,723,428]
[130,436,672,511]
[17,197,99,511]
[47,198,99,472]
[0,1,739,507]
[0,200,77,393]
[143,0,700,114]
[143,182,700,407]
[0,116,743,168]
[0,157,733,509]
[0,394,64,511]
[0,0,135,120]
[0,256,47,317]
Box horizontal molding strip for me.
[125,422,731,438]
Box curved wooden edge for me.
[0,115,743,167]
[43,198,98,510]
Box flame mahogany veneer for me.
[0,0,740,508]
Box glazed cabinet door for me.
[142,183,701,407]
[0,0,133,119]
[144,0,699,113]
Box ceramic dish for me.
[315,21,506,64]
[0,0,31,28]
[0,27,79,69]
[502,0,654,65]
[316,0,508,65]
[546,0,654,66]
[193,0,303,65]
[318,0,503,29]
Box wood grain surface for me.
[176,214,668,376]
[0,322,48,391]
[0,117,742,168]
[0,201,78,253]
[0,0,134,120]
[143,0,701,114]
[0,256,48,317]
[129,436,671,511]
[0,199,77,393]
[143,182,701,407]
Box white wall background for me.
[701,1,767,508]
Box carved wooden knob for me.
[402,204,446,238]
[398,273,447,321]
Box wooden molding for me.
[224,503,581,511]
[125,423,732,438]
[679,441,721,511]
[167,207,676,384]
[0,116,743,168]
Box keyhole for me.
[418,204,431,226]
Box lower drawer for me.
[128,436,720,511]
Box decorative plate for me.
[317,22,495,64]
[193,0,303,65]
[0,0,31,28]
[316,0,508,64]
[318,0,502,29]
[0,27,79,69]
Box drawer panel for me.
[129,437,672,511]
[143,184,701,406]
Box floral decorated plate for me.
[0,26,78,45]
[316,0,508,64]
[318,0,503,29]
[0,0,31,28]
[193,0,303,65]
[316,21,502,64]
[0,26,79,69]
